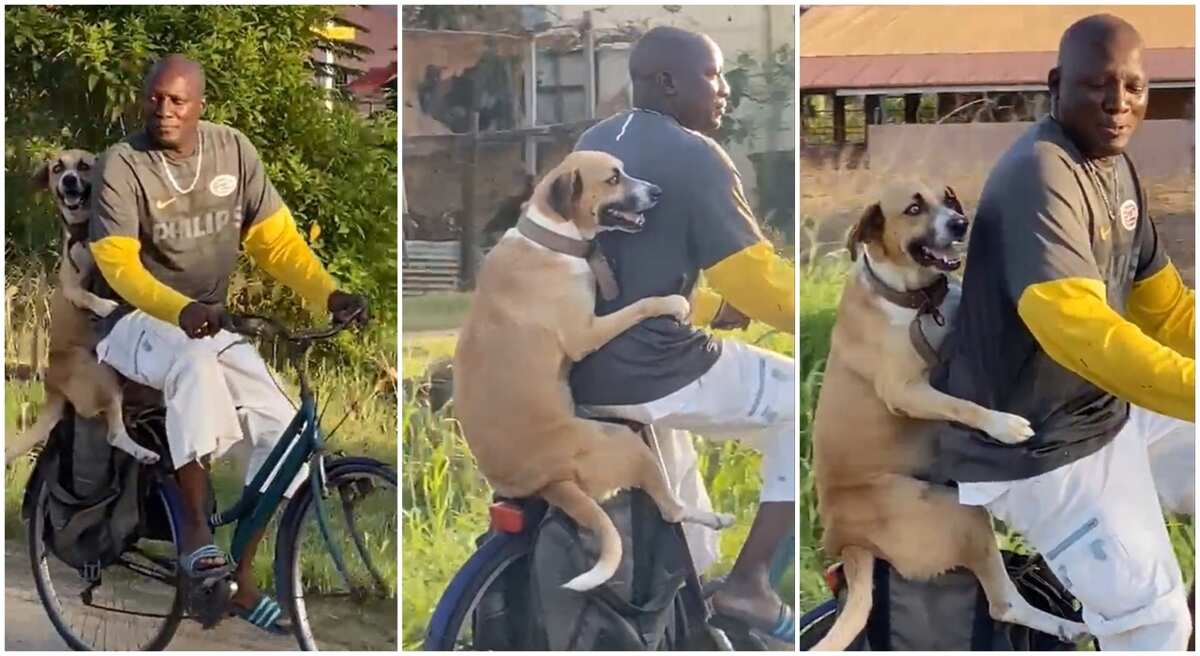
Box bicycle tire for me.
[28,475,184,651]
[797,599,839,651]
[423,529,531,650]
[275,457,398,651]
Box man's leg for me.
[583,339,796,630]
[975,417,1191,650]
[215,340,304,611]
[96,311,243,570]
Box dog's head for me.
[846,181,968,272]
[533,150,662,238]
[34,149,97,221]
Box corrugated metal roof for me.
[800,48,1194,91]
[799,5,1194,57]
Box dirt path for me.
[4,540,385,651]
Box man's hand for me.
[178,302,225,339]
[328,291,369,326]
[711,301,751,330]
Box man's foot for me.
[710,576,794,648]
[179,544,231,579]
[230,594,290,636]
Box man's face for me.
[143,71,202,150]
[670,37,729,133]
[1052,32,1147,158]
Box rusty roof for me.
[799,5,1194,91]
[801,48,1194,91]
[800,5,1194,56]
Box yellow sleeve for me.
[1018,277,1194,421]
[90,236,193,324]
[690,285,724,327]
[1127,261,1195,358]
[703,241,794,333]
[242,206,337,314]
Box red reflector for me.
[824,562,843,592]
[489,502,525,533]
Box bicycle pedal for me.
[186,577,237,629]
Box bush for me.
[5,5,397,321]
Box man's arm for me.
[235,131,337,314]
[686,141,794,333]
[1004,150,1193,421]
[89,151,194,324]
[1126,257,1194,358]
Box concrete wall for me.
[866,119,1194,183]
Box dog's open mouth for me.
[58,187,91,211]
[910,241,963,272]
[599,205,647,233]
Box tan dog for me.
[6,150,159,465]
[454,150,733,591]
[810,181,1088,649]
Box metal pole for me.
[524,35,538,176]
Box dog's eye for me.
[77,162,90,171]
[52,163,64,174]
[607,174,620,185]
[903,203,921,216]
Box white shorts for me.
[97,310,301,489]
[959,406,1195,650]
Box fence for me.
[402,240,461,295]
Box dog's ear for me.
[32,161,50,190]
[548,168,583,218]
[943,185,963,215]
[846,202,884,261]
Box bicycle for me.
[423,421,792,651]
[22,314,397,651]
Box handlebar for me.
[221,312,359,343]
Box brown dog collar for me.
[516,214,619,301]
[862,256,949,366]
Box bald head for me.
[1049,13,1147,158]
[142,54,206,155]
[628,26,728,133]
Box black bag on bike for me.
[471,490,719,650]
[22,410,146,573]
[836,551,1082,651]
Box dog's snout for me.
[61,173,79,190]
[648,184,662,203]
[948,215,968,238]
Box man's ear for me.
[657,71,677,96]
[548,169,583,217]
[846,202,884,261]
[32,161,50,190]
[1047,67,1060,102]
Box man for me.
[88,55,367,633]
[569,26,796,643]
[932,15,1194,650]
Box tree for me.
[5,5,397,320]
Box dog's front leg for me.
[875,358,1033,444]
[559,295,690,362]
[59,242,119,317]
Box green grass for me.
[401,292,473,332]
[401,324,794,650]
[798,261,1195,617]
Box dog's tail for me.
[542,480,622,591]
[811,545,874,651]
[6,391,65,465]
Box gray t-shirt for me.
[568,110,762,406]
[931,117,1167,483]
[90,120,283,330]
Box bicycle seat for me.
[119,377,164,410]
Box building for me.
[799,6,1194,178]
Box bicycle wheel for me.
[275,457,398,651]
[798,599,839,650]
[423,528,532,650]
[28,475,184,651]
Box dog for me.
[453,150,734,591]
[809,181,1089,649]
[5,150,160,466]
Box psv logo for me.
[1120,199,1138,231]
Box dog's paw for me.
[710,512,736,530]
[982,411,1034,444]
[134,448,161,465]
[656,295,690,322]
[92,298,120,318]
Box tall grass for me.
[401,326,795,650]
[4,262,399,625]
[798,260,1195,613]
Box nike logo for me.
[1099,224,1111,241]
[155,197,178,210]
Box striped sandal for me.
[232,594,290,636]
